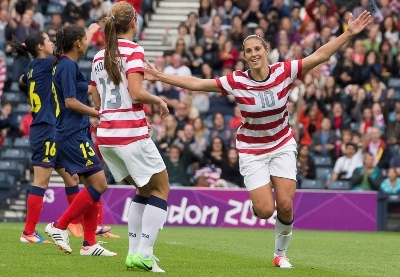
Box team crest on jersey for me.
[42,157,50,162]
[86,160,93,166]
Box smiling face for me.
[242,37,268,71]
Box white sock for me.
[274,216,293,257]
[128,195,148,255]
[138,195,167,258]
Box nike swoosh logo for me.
[277,249,285,251]
[141,261,152,271]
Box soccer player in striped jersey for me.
[144,11,372,268]
[44,24,116,257]
[8,32,80,244]
[90,2,169,272]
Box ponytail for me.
[53,29,65,66]
[7,36,30,60]
[104,15,123,85]
[7,32,46,60]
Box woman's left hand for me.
[347,11,372,36]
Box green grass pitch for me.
[0,223,398,277]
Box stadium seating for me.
[328,180,351,190]
[0,160,22,180]
[1,92,27,104]
[0,172,17,203]
[316,167,333,184]
[388,77,400,89]
[300,179,325,189]
[14,103,31,114]
[1,149,30,168]
[85,47,100,60]
[12,137,30,149]
[313,156,333,167]
[0,137,12,149]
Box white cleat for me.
[273,256,293,268]
[45,222,72,254]
[80,243,117,256]
[150,256,165,273]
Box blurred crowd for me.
[1,0,400,193]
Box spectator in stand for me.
[190,90,209,117]
[183,12,203,43]
[358,107,373,135]
[260,0,291,19]
[160,144,192,187]
[332,47,362,88]
[363,25,381,52]
[163,23,196,52]
[364,126,392,169]
[173,39,193,67]
[198,26,219,67]
[298,100,324,146]
[288,100,299,142]
[7,13,36,82]
[379,39,398,76]
[44,13,63,43]
[156,82,180,116]
[335,129,353,159]
[19,108,32,138]
[351,39,366,66]
[175,101,191,131]
[371,102,386,134]
[329,102,352,138]
[193,116,210,151]
[361,50,383,83]
[327,15,344,37]
[189,44,205,78]
[197,0,217,29]
[310,117,336,159]
[62,0,90,24]
[241,0,264,31]
[90,17,105,47]
[200,62,215,80]
[116,0,144,42]
[386,110,400,147]
[331,142,363,181]
[352,0,369,19]
[218,0,241,26]
[155,114,177,154]
[296,144,316,188]
[0,102,19,139]
[218,39,238,69]
[212,148,244,188]
[195,136,225,187]
[351,152,385,191]
[208,112,235,148]
[306,0,338,31]
[163,52,192,98]
[87,0,109,25]
[290,5,302,32]
[228,105,242,131]
[181,94,199,120]
[228,15,248,50]
[173,123,203,161]
[0,8,11,51]
[380,15,399,47]
[380,167,400,194]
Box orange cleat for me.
[67,223,83,237]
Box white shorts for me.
[239,143,297,191]
[99,138,166,187]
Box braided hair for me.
[52,25,86,66]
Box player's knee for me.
[276,199,293,216]
[254,206,275,219]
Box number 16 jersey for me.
[90,38,149,147]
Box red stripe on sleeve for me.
[215,78,228,96]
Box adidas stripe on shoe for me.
[80,243,117,256]
[44,222,72,254]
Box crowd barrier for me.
[39,184,378,231]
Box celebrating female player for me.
[8,32,80,244]
[144,11,372,268]
[44,24,116,257]
[90,1,169,272]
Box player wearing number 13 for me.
[144,11,373,268]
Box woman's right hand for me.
[144,60,160,82]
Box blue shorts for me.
[56,129,103,177]
[30,123,63,168]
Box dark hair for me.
[103,1,137,85]
[53,25,86,66]
[7,32,46,60]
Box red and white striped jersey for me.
[215,60,303,155]
[91,38,149,146]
